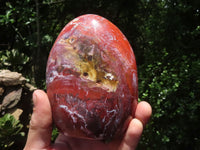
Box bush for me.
[0,113,25,150]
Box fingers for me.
[24,90,52,150]
[135,101,152,126]
[119,101,152,150]
[119,118,143,150]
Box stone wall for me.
[0,69,36,132]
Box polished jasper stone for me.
[46,14,138,141]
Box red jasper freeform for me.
[46,14,138,141]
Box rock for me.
[46,14,138,140]
[0,86,22,114]
[0,86,4,95]
[24,83,37,92]
[0,69,35,150]
[0,69,36,117]
[0,70,26,86]
[11,108,23,120]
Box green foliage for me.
[0,114,25,150]
[137,0,200,149]
[139,53,200,149]
[0,49,30,71]
[51,127,59,142]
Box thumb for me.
[24,90,53,150]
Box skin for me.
[24,90,152,150]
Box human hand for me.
[24,90,152,150]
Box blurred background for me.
[0,0,200,149]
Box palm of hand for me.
[52,134,118,150]
[24,90,151,150]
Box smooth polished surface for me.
[46,14,138,141]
